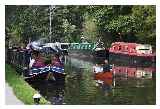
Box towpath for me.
[5,83,24,105]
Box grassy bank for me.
[5,64,49,105]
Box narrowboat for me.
[26,42,67,81]
[109,42,155,66]
[68,42,109,64]
[7,41,67,82]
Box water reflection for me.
[112,66,155,88]
[93,65,155,98]
[64,56,155,104]
[94,72,113,96]
[28,80,65,105]
[29,56,156,105]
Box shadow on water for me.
[28,56,156,105]
[27,80,65,105]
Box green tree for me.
[62,19,76,42]
[6,5,155,48]
[82,14,98,43]
[132,5,156,47]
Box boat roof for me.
[111,42,151,46]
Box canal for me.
[28,56,156,105]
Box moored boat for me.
[68,42,109,64]
[109,42,155,66]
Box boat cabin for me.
[68,43,109,64]
[109,42,153,56]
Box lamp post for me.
[49,5,56,43]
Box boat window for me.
[113,46,116,50]
[126,46,128,50]
[61,45,68,49]
[138,49,150,50]
[122,46,128,51]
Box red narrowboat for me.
[109,42,155,66]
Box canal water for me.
[29,56,156,105]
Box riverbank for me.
[5,64,49,105]
[5,83,24,105]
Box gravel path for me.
[5,83,24,105]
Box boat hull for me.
[109,52,155,67]
[25,71,66,82]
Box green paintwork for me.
[69,43,96,50]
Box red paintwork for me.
[109,42,155,57]
[32,57,45,68]
[112,66,155,78]
[95,72,113,85]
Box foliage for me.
[62,19,76,42]
[6,6,49,46]
[5,5,156,48]
[82,14,98,42]
[83,5,156,48]
[131,5,156,47]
